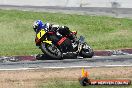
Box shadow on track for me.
[36,54,79,60]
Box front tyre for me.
[80,49,94,58]
[80,43,94,58]
[40,43,62,59]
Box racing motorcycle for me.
[35,29,94,59]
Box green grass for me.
[40,80,132,88]
[0,9,132,56]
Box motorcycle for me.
[35,29,94,59]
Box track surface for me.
[0,55,132,70]
[0,5,132,18]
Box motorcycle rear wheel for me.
[40,43,62,59]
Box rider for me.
[33,20,77,51]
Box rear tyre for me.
[40,43,63,59]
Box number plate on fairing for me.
[37,29,46,39]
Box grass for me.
[0,9,132,56]
[40,80,132,88]
[0,67,131,88]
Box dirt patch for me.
[109,30,130,36]
[0,67,132,88]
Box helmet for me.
[33,20,44,33]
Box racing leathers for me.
[35,23,77,52]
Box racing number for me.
[37,29,46,39]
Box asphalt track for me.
[0,55,132,70]
[0,5,132,18]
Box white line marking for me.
[0,65,132,70]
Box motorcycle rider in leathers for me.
[33,20,77,52]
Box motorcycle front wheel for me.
[79,43,94,58]
[40,43,62,59]
[80,49,94,58]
